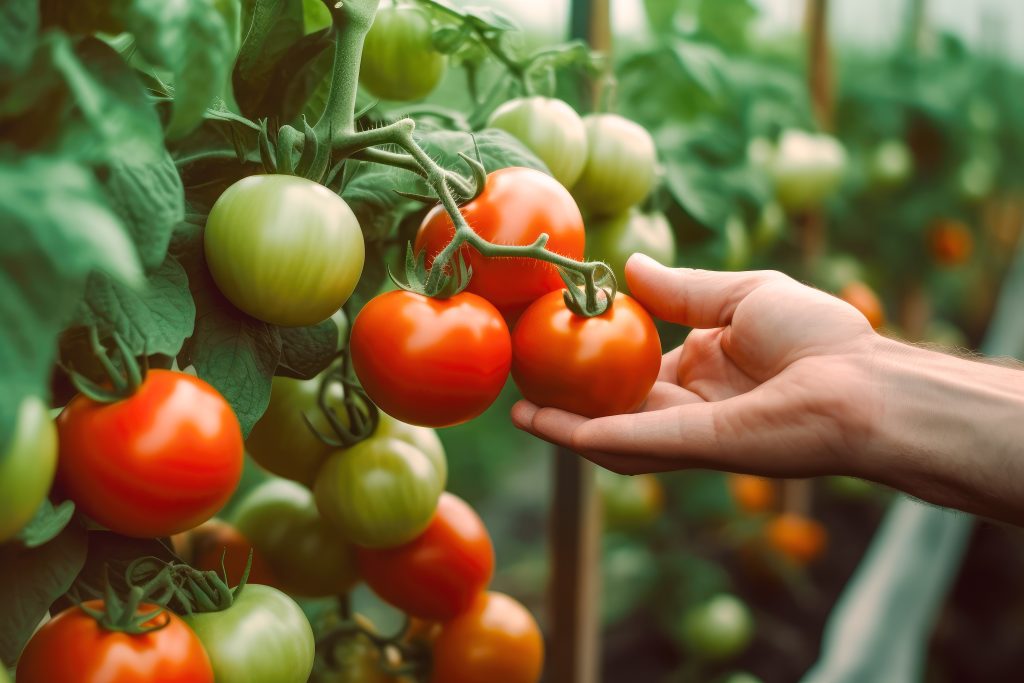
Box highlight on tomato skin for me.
[510,290,662,419]
[350,290,513,428]
[414,166,586,321]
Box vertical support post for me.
[546,2,610,683]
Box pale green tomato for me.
[680,594,754,660]
[183,584,314,683]
[572,113,658,217]
[586,209,675,294]
[360,5,446,101]
[314,437,443,549]
[722,673,764,683]
[770,129,847,213]
[487,97,588,187]
[868,140,913,189]
[232,479,359,597]
[0,396,58,542]
[204,175,365,327]
[374,413,447,488]
[958,157,996,202]
[723,214,751,271]
[815,254,864,292]
[246,375,345,487]
[752,202,786,251]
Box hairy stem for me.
[315,0,381,137]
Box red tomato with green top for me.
[55,369,244,538]
[356,492,494,621]
[16,601,214,683]
[414,167,586,320]
[350,290,511,428]
[511,291,662,418]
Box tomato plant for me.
[350,290,512,427]
[183,584,314,683]
[770,130,847,213]
[571,113,658,217]
[598,471,665,532]
[586,209,675,294]
[56,370,243,538]
[171,519,278,587]
[359,4,446,101]
[430,592,544,683]
[487,97,588,187]
[680,594,754,661]
[204,175,365,327]
[356,492,494,620]
[0,396,57,542]
[231,479,359,597]
[511,291,662,418]
[415,167,586,319]
[765,513,827,566]
[16,601,214,683]
[314,436,444,548]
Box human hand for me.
[511,254,883,478]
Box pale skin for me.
[511,253,1024,525]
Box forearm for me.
[863,337,1024,523]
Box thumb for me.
[624,253,785,328]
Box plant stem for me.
[315,0,381,138]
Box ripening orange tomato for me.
[728,475,777,514]
[839,282,885,330]
[765,513,827,565]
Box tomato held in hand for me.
[571,113,658,217]
[56,370,243,538]
[430,592,543,683]
[357,492,494,620]
[232,479,359,597]
[17,601,214,683]
[415,167,585,319]
[486,97,588,187]
[183,585,314,683]
[0,396,58,542]
[586,209,675,294]
[315,437,443,548]
[351,290,512,427]
[511,291,661,418]
[360,4,446,101]
[205,175,365,327]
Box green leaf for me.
[671,38,725,100]
[303,0,332,33]
[463,7,519,32]
[419,128,549,175]
[74,256,196,358]
[663,158,732,233]
[276,319,339,380]
[0,521,88,667]
[0,155,140,447]
[642,0,678,37]
[103,149,185,271]
[16,500,77,549]
[697,0,756,50]
[0,0,39,80]
[233,0,307,118]
[342,161,422,241]
[118,0,236,139]
[64,532,177,607]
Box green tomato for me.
[771,129,847,213]
[232,479,359,597]
[572,113,658,217]
[374,413,447,488]
[0,397,58,542]
[680,594,754,661]
[958,157,996,202]
[868,139,912,189]
[722,673,764,683]
[598,470,664,533]
[183,584,314,683]
[360,5,446,101]
[723,214,751,271]
[752,202,786,251]
[204,175,365,327]
[487,97,588,187]
[314,437,443,549]
[825,476,875,499]
[586,209,675,294]
[246,375,344,487]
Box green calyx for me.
[124,554,252,616]
[68,328,145,403]
[258,118,334,183]
[559,261,617,317]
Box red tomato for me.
[430,592,543,683]
[56,369,244,538]
[414,167,585,320]
[351,290,511,428]
[928,219,974,266]
[172,519,278,587]
[357,492,494,621]
[511,291,661,418]
[16,601,214,683]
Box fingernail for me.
[510,401,538,429]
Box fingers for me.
[641,381,704,411]
[658,345,683,382]
[677,328,759,401]
[625,253,787,329]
